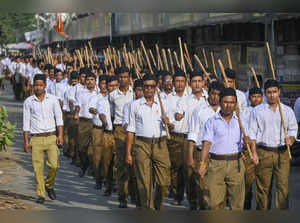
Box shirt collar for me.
[140,96,159,105]
[117,86,133,95]
[33,93,50,102]
[215,110,238,121]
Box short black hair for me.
[220,87,237,102]
[252,74,263,87]
[162,72,173,82]
[134,79,144,89]
[264,79,280,91]
[208,81,225,94]
[70,71,79,80]
[107,75,119,84]
[55,68,63,74]
[224,68,236,79]
[173,67,186,80]
[249,87,263,96]
[116,66,130,75]
[33,74,46,84]
[98,74,109,83]
[190,69,204,80]
[142,73,158,84]
[86,72,96,80]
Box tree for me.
[0,13,35,45]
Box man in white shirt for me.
[23,74,63,204]
[74,72,98,177]
[187,81,223,210]
[47,69,66,107]
[249,80,298,210]
[174,69,207,210]
[126,74,171,210]
[165,68,188,205]
[222,68,248,111]
[88,75,109,190]
[108,67,134,208]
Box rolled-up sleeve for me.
[126,102,136,133]
[287,108,298,138]
[188,108,199,142]
[202,118,214,143]
[248,109,258,141]
[23,100,31,132]
[53,98,64,126]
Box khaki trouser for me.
[92,127,104,182]
[114,125,136,202]
[192,148,208,210]
[255,148,290,210]
[101,131,116,188]
[63,112,69,155]
[205,157,245,210]
[30,135,60,198]
[243,149,256,209]
[167,134,186,202]
[77,119,93,170]
[68,115,79,160]
[132,137,171,210]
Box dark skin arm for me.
[99,114,108,129]
[197,141,211,178]
[126,132,135,165]
[74,106,80,120]
[57,125,64,146]
[23,131,31,153]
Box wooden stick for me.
[117,50,122,67]
[112,47,117,69]
[184,43,192,68]
[266,42,276,80]
[185,54,193,72]
[265,41,291,159]
[194,55,211,82]
[218,59,229,87]
[178,37,186,74]
[155,44,163,70]
[149,49,157,68]
[250,67,261,89]
[173,51,180,68]
[162,49,169,71]
[168,48,175,74]
[140,40,153,74]
[202,48,208,68]
[210,51,217,76]
[226,48,233,69]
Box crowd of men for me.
[0,50,298,211]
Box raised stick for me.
[226,48,233,69]
[168,48,175,74]
[202,48,208,68]
[149,49,157,68]
[140,41,153,74]
[173,51,180,68]
[194,55,211,82]
[266,41,291,159]
[210,51,217,76]
[162,49,169,71]
[250,67,261,88]
[178,37,186,74]
[155,44,163,70]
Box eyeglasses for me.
[143,84,156,89]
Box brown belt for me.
[80,117,92,122]
[31,131,56,137]
[171,132,187,139]
[210,153,241,161]
[93,125,103,130]
[136,136,167,144]
[104,130,114,134]
[259,145,287,153]
[114,124,122,127]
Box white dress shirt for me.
[109,87,134,125]
[127,96,168,138]
[188,102,220,148]
[236,89,248,111]
[23,93,63,134]
[88,93,105,126]
[25,63,33,79]
[47,80,67,101]
[122,100,133,128]
[75,88,98,119]
[175,93,207,134]
[69,83,86,102]
[249,103,298,147]
[166,91,188,133]
[62,84,73,112]
[97,96,113,131]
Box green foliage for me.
[0,13,36,45]
[0,106,15,151]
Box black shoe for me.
[75,160,81,167]
[94,181,102,190]
[46,187,56,200]
[119,201,128,208]
[168,190,175,198]
[36,197,45,204]
[87,168,94,177]
[70,158,76,165]
[79,168,86,177]
[172,200,182,206]
[189,205,197,211]
[112,185,117,193]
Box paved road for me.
[0,81,299,210]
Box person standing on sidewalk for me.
[23,74,64,204]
